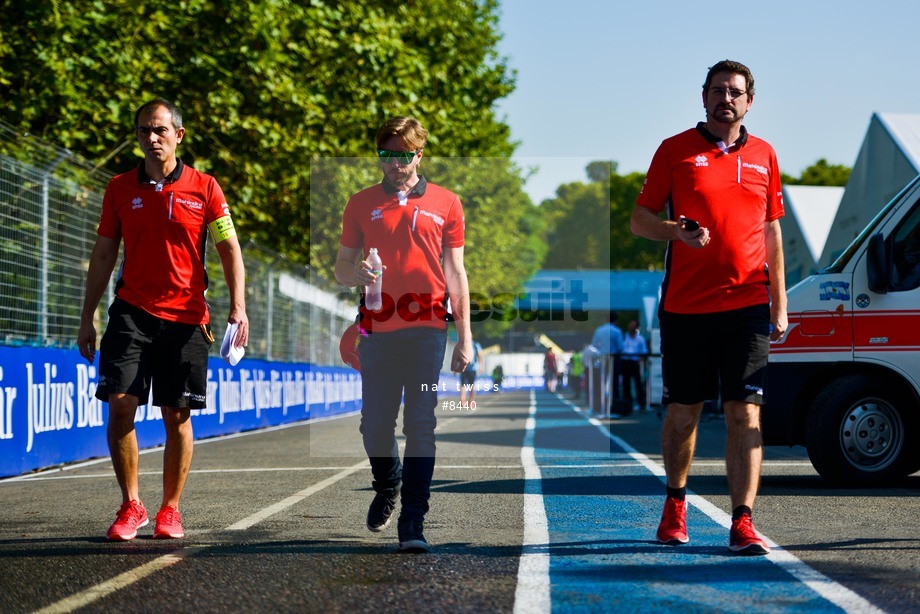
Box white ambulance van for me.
[766,175,920,484]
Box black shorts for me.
[460,370,477,386]
[659,304,770,406]
[95,299,212,409]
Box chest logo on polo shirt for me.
[694,155,708,167]
[742,162,769,176]
[418,209,444,226]
[132,197,143,210]
[371,208,383,221]
[176,196,204,210]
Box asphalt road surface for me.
[1,389,918,613]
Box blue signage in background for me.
[0,345,362,479]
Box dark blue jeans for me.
[358,326,447,522]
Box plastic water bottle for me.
[365,248,383,311]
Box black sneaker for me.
[366,492,398,532]
[397,519,429,553]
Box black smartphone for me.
[680,218,700,231]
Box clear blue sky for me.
[497,0,920,204]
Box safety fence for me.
[0,120,353,365]
[583,353,661,416]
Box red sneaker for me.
[729,513,770,555]
[153,505,185,539]
[106,500,149,541]
[656,496,689,545]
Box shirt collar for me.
[382,174,428,196]
[137,158,184,187]
[695,122,748,150]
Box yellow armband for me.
[208,215,237,244]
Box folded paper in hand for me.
[220,322,245,366]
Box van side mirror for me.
[867,233,890,294]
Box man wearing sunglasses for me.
[631,60,787,556]
[335,117,472,552]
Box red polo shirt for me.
[97,160,232,324]
[340,176,465,333]
[637,124,784,314]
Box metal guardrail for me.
[583,353,657,416]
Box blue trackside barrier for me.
[0,345,362,478]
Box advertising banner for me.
[0,346,361,478]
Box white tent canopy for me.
[819,113,920,268]
[781,185,844,284]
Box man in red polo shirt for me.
[78,98,248,541]
[335,116,472,552]
[631,60,787,555]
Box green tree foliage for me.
[541,162,662,271]
[781,158,851,186]
[437,157,546,338]
[542,171,610,269]
[0,0,525,282]
[609,169,660,270]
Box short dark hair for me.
[134,98,184,131]
[608,310,619,323]
[703,60,755,97]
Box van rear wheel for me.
[806,374,912,484]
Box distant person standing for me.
[78,98,248,541]
[491,364,504,392]
[543,348,558,392]
[591,311,624,411]
[620,320,649,412]
[568,348,584,399]
[631,59,787,555]
[460,339,484,407]
[334,116,472,552]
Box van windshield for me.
[823,175,920,273]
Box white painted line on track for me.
[559,395,885,614]
[12,466,369,481]
[33,547,206,614]
[225,459,369,531]
[693,460,815,467]
[1,411,361,483]
[21,460,785,483]
[33,458,369,612]
[9,465,527,482]
[513,390,551,614]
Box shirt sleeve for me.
[204,175,231,223]
[766,149,785,222]
[97,184,121,240]
[340,196,363,249]
[442,194,465,249]
[636,141,672,213]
